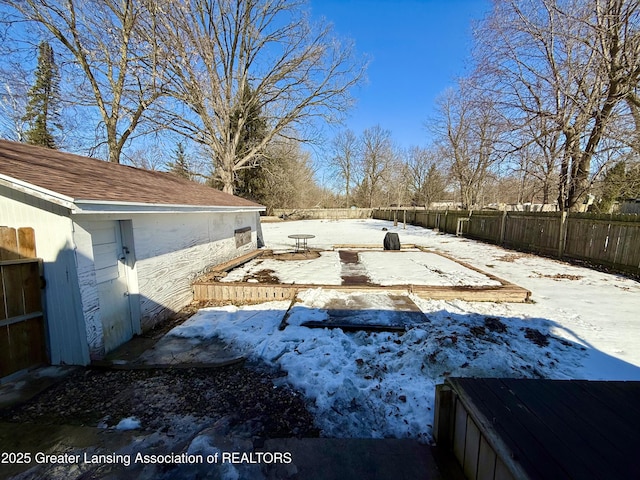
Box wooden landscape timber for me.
[332,243,418,249]
[192,248,531,304]
[205,249,264,276]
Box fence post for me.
[558,212,568,257]
[499,210,507,245]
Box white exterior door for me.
[92,221,132,353]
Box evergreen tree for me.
[594,161,640,213]
[229,81,268,199]
[23,41,61,149]
[167,142,191,179]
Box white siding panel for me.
[92,243,119,283]
[131,211,257,329]
[71,221,103,360]
[0,186,90,365]
[91,226,117,245]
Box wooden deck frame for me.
[193,247,531,304]
[435,377,640,480]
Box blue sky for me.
[309,0,491,149]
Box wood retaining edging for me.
[193,281,530,304]
[193,246,531,304]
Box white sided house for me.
[0,140,264,365]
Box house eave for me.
[71,200,266,215]
[0,174,76,210]
[1,175,265,215]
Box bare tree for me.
[0,76,28,141]
[431,87,504,209]
[475,0,640,211]
[329,129,360,206]
[150,0,366,194]
[405,146,446,208]
[2,0,164,162]
[256,137,323,213]
[357,125,395,208]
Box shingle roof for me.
[0,140,262,209]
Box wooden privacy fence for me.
[0,226,47,378]
[373,209,640,276]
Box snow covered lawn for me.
[172,219,640,443]
[359,251,501,286]
[220,248,500,286]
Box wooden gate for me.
[0,227,47,378]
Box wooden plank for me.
[208,249,263,274]
[2,263,24,318]
[567,381,640,451]
[0,325,10,377]
[588,381,640,417]
[548,381,640,453]
[194,281,530,303]
[300,321,406,333]
[0,311,44,328]
[503,378,627,479]
[481,378,604,479]
[0,227,19,261]
[332,244,418,249]
[452,398,467,465]
[0,258,41,266]
[0,267,5,321]
[433,385,455,447]
[456,378,640,480]
[17,227,36,258]
[20,262,42,315]
[450,378,560,479]
[463,415,481,480]
[494,456,515,480]
[7,315,47,373]
[476,436,496,480]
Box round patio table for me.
[288,234,315,252]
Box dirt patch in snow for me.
[531,271,584,281]
[497,253,531,262]
[261,250,321,261]
[244,268,281,283]
[0,363,320,440]
[524,328,550,347]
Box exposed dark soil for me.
[261,250,321,261]
[244,268,281,283]
[524,328,550,347]
[0,363,320,440]
[339,250,374,286]
[484,317,507,333]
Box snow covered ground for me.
[221,247,501,286]
[171,219,640,443]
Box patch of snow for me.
[187,435,219,457]
[221,251,342,285]
[115,417,141,430]
[359,251,501,286]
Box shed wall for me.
[133,211,258,329]
[74,210,259,332]
[0,185,90,365]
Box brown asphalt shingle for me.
[0,140,262,208]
